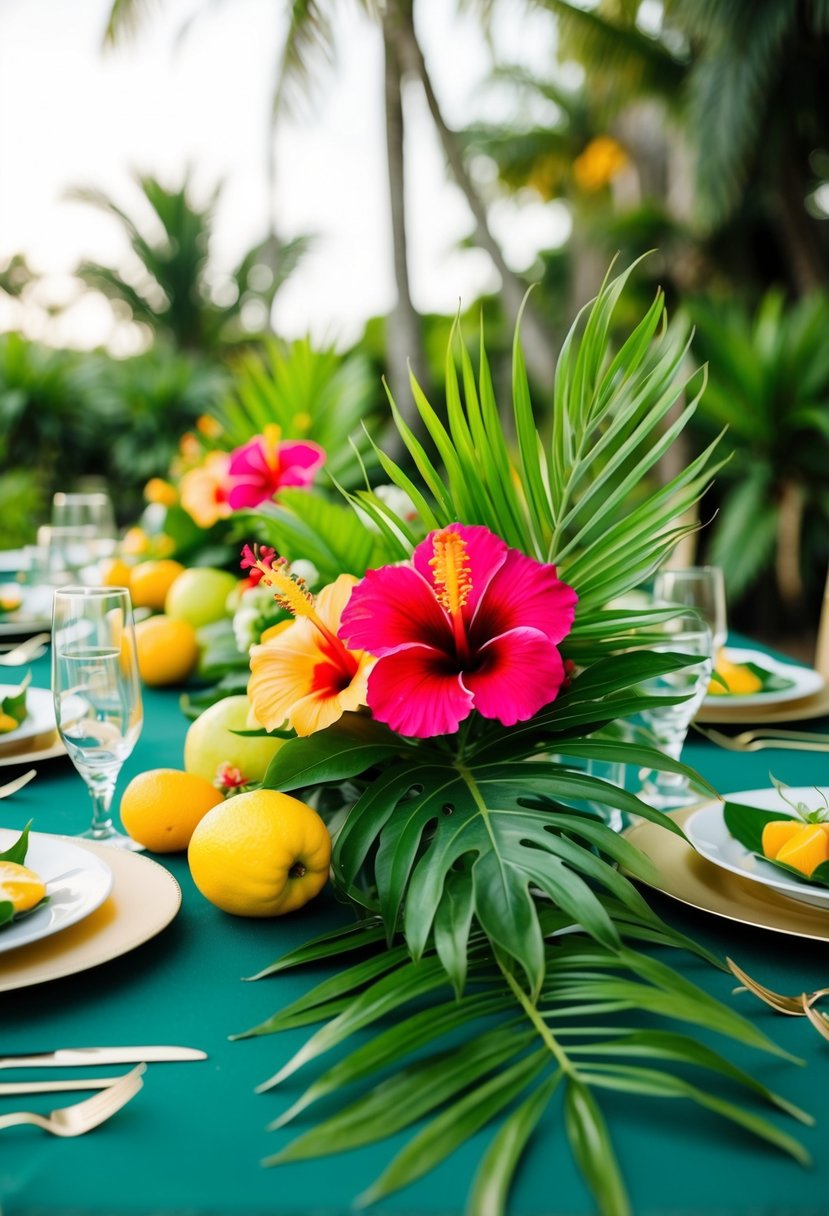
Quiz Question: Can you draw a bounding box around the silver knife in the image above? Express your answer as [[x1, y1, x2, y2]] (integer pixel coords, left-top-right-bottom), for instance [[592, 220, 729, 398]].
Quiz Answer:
[[0, 1046, 207, 1069]]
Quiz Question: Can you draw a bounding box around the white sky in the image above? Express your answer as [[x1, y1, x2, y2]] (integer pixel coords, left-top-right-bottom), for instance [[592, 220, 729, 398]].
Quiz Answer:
[[0, 0, 570, 352]]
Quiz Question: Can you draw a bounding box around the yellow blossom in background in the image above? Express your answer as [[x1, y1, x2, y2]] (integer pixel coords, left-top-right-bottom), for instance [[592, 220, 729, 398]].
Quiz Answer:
[[144, 478, 178, 507], [572, 136, 629, 193], [179, 432, 201, 462], [121, 527, 150, 556], [179, 451, 233, 529], [196, 414, 223, 439], [293, 412, 312, 433]]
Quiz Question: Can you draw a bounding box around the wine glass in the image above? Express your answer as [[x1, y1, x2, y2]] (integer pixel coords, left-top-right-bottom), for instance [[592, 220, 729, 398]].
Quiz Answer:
[[51, 492, 117, 576], [51, 586, 144, 849], [634, 613, 714, 810], [653, 566, 727, 656]]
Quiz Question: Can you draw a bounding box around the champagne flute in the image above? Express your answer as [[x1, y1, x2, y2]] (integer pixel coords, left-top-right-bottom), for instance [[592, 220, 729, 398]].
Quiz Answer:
[[653, 566, 728, 656], [635, 613, 714, 810], [52, 492, 117, 578], [51, 586, 144, 849]]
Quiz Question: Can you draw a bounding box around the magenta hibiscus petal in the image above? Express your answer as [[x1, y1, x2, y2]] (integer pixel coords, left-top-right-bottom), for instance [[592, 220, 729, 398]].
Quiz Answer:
[[339, 523, 577, 738], [469, 547, 577, 649], [365, 646, 474, 737], [340, 564, 451, 657], [227, 428, 326, 510], [464, 628, 566, 726]]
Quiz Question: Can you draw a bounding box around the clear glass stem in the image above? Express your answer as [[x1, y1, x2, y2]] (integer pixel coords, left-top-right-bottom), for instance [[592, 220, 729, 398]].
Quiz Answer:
[[86, 774, 117, 839]]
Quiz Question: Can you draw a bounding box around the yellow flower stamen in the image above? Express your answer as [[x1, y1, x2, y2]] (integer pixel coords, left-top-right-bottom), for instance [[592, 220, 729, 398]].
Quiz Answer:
[[429, 529, 472, 615], [255, 559, 344, 654], [429, 528, 472, 661], [262, 424, 282, 471]]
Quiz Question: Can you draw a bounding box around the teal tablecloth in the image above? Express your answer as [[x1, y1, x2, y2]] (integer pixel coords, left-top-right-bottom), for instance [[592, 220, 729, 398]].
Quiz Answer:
[[1, 648, 829, 1216]]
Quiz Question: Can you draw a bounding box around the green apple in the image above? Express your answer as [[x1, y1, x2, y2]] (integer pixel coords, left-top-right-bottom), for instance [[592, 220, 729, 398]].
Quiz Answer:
[[184, 694, 285, 786], [165, 567, 239, 629]]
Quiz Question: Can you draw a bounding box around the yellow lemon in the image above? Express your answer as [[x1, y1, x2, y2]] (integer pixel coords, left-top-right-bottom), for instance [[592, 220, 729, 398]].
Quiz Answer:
[[99, 557, 133, 588], [188, 788, 331, 917], [0, 861, 46, 914], [120, 768, 224, 853], [130, 559, 185, 611], [134, 615, 199, 686]]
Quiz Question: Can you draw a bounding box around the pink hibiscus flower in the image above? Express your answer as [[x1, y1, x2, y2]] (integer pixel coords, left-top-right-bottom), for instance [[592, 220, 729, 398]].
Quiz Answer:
[[227, 425, 326, 511], [339, 523, 577, 738]]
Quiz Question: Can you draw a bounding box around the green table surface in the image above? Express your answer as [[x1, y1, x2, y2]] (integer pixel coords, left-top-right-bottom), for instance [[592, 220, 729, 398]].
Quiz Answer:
[[1, 645, 829, 1216]]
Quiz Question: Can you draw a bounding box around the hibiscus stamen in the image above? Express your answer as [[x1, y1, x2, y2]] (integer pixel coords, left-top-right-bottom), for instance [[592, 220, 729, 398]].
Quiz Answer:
[[255, 557, 347, 656], [429, 528, 472, 660], [262, 424, 282, 471]]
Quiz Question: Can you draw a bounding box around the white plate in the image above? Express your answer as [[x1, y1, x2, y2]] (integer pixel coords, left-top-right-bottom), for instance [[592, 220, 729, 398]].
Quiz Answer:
[[0, 685, 56, 745], [0, 829, 113, 953], [685, 788, 829, 910], [0, 582, 54, 633], [702, 646, 825, 709]]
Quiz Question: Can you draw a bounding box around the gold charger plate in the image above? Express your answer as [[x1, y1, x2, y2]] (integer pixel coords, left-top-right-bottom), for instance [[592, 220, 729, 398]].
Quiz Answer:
[[0, 837, 181, 992], [0, 729, 67, 767], [696, 681, 829, 725], [623, 806, 829, 943]]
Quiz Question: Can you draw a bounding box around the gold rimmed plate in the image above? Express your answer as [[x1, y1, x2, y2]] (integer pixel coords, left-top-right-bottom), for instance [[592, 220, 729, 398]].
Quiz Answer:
[[0, 837, 180, 992], [623, 806, 829, 943], [696, 681, 829, 725]]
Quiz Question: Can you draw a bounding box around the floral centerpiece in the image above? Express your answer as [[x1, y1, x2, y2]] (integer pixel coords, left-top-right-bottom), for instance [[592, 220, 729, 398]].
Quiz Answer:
[[227, 265, 809, 1214]]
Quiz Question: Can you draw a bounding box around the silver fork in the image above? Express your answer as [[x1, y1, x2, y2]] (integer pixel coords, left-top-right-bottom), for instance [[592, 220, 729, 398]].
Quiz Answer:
[[693, 725, 829, 752], [0, 634, 50, 667], [0, 1063, 145, 1136]]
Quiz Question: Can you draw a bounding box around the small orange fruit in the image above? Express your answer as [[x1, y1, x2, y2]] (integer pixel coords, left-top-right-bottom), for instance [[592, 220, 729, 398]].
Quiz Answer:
[[775, 825, 829, 877], [99, 557, 133, 588], [134, 614, 198, 686], [188, 788, 331, 917], [120, 768, 224, 852], [129, 559, 185, 611], [0, 861, 46, 914], [761, 819, 805, 860]]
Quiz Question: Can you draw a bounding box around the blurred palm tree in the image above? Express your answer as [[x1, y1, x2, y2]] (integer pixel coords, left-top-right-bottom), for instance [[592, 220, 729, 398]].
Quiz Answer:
[[102, 0, 558, 402], [69, 172, 310, 352], [688, 289, 829, 620], [544, 0, 829, 295]]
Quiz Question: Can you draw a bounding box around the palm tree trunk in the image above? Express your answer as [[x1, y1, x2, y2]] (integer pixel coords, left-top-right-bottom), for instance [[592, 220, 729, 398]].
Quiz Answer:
[[382, 15, 430, 440], [384, 0, 556, 389], [776, 153, 829, 296], [775, 478, 806, 610]]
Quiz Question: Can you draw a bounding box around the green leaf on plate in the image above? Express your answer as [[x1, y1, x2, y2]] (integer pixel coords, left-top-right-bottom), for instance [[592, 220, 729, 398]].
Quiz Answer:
[[0, 820, 31, 865], [0, 900, 14, 928], [1, 671, 31, 725]]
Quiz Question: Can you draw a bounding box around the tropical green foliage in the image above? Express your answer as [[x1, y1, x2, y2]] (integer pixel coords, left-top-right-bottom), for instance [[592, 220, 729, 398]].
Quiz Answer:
[[70, 172, 310, 351], [231, 266, 810, 1212], [687, 289, 829, 613], [0, 332, 227, 535]]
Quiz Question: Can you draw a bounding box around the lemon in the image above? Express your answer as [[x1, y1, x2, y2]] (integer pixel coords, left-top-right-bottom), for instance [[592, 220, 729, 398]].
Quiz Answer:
[[0, 861, 46, 914], [188, 788, 331, 916], [165, 567, 238, 628], [120, 768, 224, 852], [129, 559, 185, 611], [134, 615, 199, 686], [99, 557, 133, 588]]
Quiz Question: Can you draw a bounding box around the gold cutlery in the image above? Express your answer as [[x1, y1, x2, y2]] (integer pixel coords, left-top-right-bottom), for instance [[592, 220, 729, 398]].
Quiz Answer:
[[0, 1063, 145, 1137], [0, 1075, 124, 1097], [0, 1045, 207, 1069], [693, 724, 829, 752], [0, 634, 50, 668], [728, 959, 829, 1042], [0, 769, 37, 798]]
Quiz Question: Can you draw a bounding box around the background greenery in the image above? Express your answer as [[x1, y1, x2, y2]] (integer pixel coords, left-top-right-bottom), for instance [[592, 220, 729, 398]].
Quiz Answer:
[[2, 0, 828, 639]]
